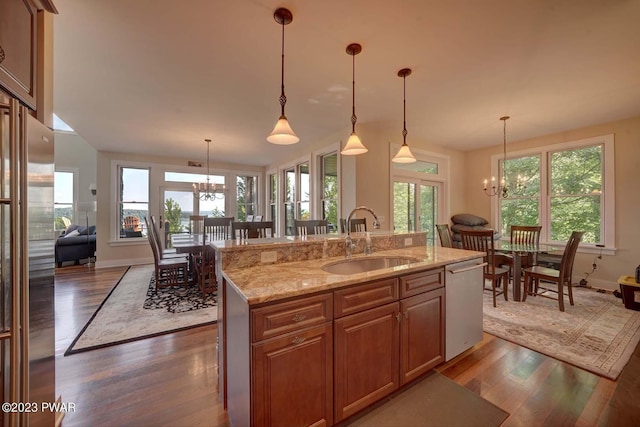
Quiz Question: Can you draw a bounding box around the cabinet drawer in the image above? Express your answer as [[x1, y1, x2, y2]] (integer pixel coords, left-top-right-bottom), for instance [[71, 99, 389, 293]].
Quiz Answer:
[[399, 267, 444, 298], [334, 278, 399, 318], [251, 293, 333, 342]]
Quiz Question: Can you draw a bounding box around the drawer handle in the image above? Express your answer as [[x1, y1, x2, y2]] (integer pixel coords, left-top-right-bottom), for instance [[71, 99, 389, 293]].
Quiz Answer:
[[396, 312, 402, 323], [291, 336, 306, 345], [292, 313, 307, 322]]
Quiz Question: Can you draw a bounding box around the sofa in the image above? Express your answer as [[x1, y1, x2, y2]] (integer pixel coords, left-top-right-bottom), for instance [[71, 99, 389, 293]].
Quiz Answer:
[[55, 224, 97, 267]]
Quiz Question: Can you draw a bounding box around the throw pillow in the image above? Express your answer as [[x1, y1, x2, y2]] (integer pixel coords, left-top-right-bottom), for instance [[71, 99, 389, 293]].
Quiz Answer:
[[451, 213, 488, 226], [63, 229, 81, 238]]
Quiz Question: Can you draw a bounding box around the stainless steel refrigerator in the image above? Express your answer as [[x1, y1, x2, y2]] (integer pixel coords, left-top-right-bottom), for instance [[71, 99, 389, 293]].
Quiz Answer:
[[1, 96, 56, 426]]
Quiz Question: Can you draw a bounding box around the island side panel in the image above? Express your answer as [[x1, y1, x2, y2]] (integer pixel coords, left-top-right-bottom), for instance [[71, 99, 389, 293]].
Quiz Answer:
[[225, 279, 251, 427]]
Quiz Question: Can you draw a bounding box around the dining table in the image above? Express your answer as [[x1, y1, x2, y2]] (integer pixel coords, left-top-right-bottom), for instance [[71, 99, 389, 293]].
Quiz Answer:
[[494, 241, 560, 302]]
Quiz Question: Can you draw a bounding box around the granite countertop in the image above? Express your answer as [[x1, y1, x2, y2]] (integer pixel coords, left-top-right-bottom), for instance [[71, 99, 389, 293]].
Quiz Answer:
[[222, 245, 484, 306]]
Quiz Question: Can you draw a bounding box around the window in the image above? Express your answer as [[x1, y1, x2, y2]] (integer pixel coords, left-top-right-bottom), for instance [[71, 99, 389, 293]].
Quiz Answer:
[[118, 166, 149, 238], [282, 162, 310, 236], [269, 173, 277, 221], [320, 153, 338, 232], [496, 135, 614, 248], [391, 146, 448, 245], [237, 175, 258, 221], [54, 171, 74, 230], [499, 155, 541, 235]]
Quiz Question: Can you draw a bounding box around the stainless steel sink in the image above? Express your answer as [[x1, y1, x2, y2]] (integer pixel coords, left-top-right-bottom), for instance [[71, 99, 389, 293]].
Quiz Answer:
[[321, 256, 421, 275]]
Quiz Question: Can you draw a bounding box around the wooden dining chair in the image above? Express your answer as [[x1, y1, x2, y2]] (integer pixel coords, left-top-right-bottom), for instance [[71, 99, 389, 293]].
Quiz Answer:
[[149, 215, 185, 259], [510, 225, 542, 268], [189, 215, 205, 235], [340, 218, 367, 233], [294, 219, 328, 236], [144, 217, 188, 293], [232, 221, 274, 239], [522, 231, 583, 312], [192, 245, 217, 298], [460, 229, 511, 307], [204, 217, 234, 241], [436, 224, 454, 248]]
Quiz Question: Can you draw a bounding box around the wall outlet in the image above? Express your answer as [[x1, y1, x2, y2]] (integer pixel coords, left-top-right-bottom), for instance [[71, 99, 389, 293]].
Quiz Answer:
[[261, 251, 277, 263], [404, 237, 413, 246]]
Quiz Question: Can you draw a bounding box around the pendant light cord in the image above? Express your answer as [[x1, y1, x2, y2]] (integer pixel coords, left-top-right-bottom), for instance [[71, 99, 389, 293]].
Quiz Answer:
[[402, 74, 407, 144], [279, 20, 287, 116], [351, 51, 357, 132]]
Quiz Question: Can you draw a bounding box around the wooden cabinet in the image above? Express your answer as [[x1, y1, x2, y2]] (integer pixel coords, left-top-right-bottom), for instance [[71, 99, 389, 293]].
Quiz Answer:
[[251, 293, 334, 427], [0, 0, 38, 109], [334, 301, 400, 422], [252, 323, 333, 427], [226, 265, 448, 427], [400, 287, 445, 385]]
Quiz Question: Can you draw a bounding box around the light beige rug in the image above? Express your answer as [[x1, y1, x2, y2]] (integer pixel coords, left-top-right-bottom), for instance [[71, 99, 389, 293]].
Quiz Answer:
[[65, 265, 216, 355], [483, 286, 640, 380], [346, 372, 508, 426]]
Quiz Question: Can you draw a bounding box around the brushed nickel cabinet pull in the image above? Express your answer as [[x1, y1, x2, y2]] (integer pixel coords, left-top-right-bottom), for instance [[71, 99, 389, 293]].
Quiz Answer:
[[396, 312, 402, 323], [291, 336, 306, 345], [292, 313, 306, 322]]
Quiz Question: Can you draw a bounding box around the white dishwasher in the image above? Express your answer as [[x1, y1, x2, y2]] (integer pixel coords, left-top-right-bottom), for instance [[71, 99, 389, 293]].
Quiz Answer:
[[445, 257, 486, 361]]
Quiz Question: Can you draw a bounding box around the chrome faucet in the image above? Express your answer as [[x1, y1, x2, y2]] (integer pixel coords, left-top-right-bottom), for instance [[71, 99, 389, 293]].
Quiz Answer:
[[345, 206, 381, 258]]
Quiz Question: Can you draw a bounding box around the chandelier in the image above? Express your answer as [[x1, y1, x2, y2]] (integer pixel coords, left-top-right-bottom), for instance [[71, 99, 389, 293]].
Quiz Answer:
[[193, 139, 225, 201], [484, 116, 511, 198]]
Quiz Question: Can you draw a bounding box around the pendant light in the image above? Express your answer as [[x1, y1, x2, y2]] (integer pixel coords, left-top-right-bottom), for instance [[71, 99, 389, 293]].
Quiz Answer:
[[392, 68, 417, 163], [341, 43, 368, 155], [267, 7, 299, 145]]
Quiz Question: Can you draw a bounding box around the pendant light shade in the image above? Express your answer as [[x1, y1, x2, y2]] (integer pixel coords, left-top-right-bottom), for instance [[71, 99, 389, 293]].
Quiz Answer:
[[392, 143, 417, 163], [267, 116, 299, 145], [392, 68, 416, 163], [341, 43, 367, 156], [267, 7, 299, 145]]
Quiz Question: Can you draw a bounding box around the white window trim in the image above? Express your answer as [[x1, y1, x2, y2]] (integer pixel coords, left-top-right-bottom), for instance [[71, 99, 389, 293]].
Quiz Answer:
[[490, 134, 615, 254], [313, 143, 341, 225], [54, 167, 79, 225], [389, 143, 451, 230], [110, 159, 263, 244]]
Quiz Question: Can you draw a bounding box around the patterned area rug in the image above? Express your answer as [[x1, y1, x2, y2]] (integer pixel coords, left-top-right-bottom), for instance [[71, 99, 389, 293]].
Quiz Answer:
[[65, 265, 217, 355], [143, 275, 216, 313], [483, 286, 640, 380]]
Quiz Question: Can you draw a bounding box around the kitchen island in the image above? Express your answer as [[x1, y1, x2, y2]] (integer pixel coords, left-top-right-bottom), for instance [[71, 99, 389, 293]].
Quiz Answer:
[[215, 234, 484, 427]]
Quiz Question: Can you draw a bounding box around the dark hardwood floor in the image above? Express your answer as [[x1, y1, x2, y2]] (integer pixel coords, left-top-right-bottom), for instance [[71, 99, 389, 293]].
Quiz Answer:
[[55, 264, 640, 427]]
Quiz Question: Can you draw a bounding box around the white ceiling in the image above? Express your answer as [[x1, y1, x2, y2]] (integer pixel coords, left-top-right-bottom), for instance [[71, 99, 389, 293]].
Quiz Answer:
[[53, 0, 640, 167]]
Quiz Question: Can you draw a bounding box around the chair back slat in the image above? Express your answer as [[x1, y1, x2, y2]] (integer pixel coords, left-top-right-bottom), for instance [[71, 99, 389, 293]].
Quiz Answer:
[[144, 216, 160, 266], [204, 217, 234, 240], [340, 218, 367, 233], [232, 221, 274, 239], [189, 215, 205, 235], [559, 231, 584, 281], [295, 219, 328, 236], [511, 225, 542, 247], [460, 229, 498, 275], [436, 224, 453, 248]]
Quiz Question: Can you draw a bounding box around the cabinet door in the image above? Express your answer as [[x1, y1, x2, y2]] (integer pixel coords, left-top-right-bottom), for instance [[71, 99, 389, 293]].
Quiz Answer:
[[400, 287, 445, 385], [334, 302, 399, 422], [0, 0, 38, 109], [252, 323, 333, 427]]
